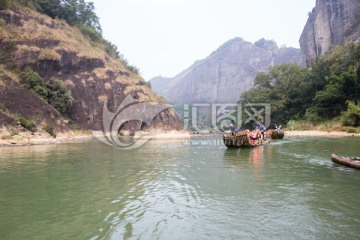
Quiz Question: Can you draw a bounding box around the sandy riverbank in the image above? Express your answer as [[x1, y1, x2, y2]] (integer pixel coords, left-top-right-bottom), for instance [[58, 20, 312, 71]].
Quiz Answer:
[[191, 130, 360, 138], [0, 130, 94, 147], [1, 129, 358, 147], [0, 129, 191, 147], [281, 130, 360, 137]]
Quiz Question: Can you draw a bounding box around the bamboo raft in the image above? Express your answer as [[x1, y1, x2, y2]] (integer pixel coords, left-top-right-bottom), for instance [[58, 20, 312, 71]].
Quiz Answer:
[[331, 154, 360, 169], [266, 130, 284, 139], [223, 131, 270, 148]]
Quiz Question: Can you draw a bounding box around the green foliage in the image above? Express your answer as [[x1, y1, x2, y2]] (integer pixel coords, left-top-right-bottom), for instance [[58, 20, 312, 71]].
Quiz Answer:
[[38, 49, 61, 61], [241, 64, 308, 124], [10, 130, 19, 136], [0, 102, 6, 112], [0, 0, 37, 9], [347, 128, 357, 133], [3, 41, 16, 52], [17, 116, 37, 132], [32, 0, 102, 32], [104, 39, 120, 59], [78, 23, 102, 42], [34, 0, 62, 19], [342, 101, 360, 127], [127, 65, 140, 75], [43, 124, 56, 138], [0, 0, 12, 9], [19, 67, 43, 90], [11, 0, 142, 78], [32, 85, 48, 99], [19, 68, 72, 115], [46, 77, 72, 115], [241, 41, 360, 126], [69, 120, 80, 130]]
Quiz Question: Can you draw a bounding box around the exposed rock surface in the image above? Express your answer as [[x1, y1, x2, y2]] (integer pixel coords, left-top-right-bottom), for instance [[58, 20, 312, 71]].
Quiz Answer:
[[151, 38, 304, 103], [299, 0, 360, 64], [0, 7, 183, 142]]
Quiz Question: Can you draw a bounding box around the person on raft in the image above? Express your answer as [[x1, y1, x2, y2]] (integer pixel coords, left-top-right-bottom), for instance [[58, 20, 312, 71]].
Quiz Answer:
[[249, 130, 261, 140], [229, 124, 237, 136], [257, 121, 265, 139], [275, 124, 282, 133]]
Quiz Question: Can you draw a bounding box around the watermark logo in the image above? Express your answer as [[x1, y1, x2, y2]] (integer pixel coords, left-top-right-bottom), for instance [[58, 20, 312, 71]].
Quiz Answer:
[[92, 94, 171, 150], [93, 95, 271, 149], [182, 102, 271, 131]]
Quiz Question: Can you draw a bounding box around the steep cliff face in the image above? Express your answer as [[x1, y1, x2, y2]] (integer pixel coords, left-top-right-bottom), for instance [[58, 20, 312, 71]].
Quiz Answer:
[[155, 38, 303, 103], [299, 0, 360, 64], [0, 7, 183, 138]]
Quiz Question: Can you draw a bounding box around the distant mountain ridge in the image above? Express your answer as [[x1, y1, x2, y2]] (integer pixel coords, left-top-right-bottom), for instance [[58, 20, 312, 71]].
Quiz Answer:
[[150, 38, 304, 103]]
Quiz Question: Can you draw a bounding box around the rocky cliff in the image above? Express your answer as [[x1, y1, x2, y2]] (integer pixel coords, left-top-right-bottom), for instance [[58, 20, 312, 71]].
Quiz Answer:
[[299, 0, 360, 64], [0, 7, 183, 142], [153, 38, 303, 103]]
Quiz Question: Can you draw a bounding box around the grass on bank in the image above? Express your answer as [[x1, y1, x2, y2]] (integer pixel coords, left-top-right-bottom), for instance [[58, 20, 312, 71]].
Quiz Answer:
[[285, 119, 360, 133]]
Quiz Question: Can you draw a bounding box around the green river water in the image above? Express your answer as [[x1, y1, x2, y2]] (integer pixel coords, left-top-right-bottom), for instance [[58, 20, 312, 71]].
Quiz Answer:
[[0, 136, 359, 240]]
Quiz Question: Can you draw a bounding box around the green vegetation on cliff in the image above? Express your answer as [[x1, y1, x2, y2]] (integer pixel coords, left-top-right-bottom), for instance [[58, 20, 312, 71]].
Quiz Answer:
[[0, 0, 139, 75], [0, 3, 181, 138], [19, 68, 72, 115], [241, 42, 360, 127]]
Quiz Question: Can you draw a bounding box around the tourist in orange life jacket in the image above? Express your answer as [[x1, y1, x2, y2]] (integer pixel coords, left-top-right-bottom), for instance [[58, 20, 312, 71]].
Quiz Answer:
[[249, 130, 259, 140]]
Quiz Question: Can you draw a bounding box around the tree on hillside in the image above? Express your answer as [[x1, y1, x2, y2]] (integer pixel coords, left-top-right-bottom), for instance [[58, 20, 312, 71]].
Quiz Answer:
[[240, 41, 360, 126], [241, 64, 308, 124]]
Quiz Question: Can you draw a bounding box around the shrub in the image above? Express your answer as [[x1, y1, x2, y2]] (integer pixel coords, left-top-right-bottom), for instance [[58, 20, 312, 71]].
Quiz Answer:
[[38, 49, 61, 61], [10, 130, 19, 136], [104, 40, 120, 58], [78, 24, 102, 42], [127, 65, 140, 75], [0, 103, 6, 113], [32, 85, 48, 99], [0, 0, 12, 9], [44, 124, 56, 138], [17, 116, 37, 132], [342, 101, 360, 127], [19, 69, 72, 115], [19, 67, 43, 90], [347, 128, 357, 133], [3, 41, 16, 52], [46, 77, 72, 115]]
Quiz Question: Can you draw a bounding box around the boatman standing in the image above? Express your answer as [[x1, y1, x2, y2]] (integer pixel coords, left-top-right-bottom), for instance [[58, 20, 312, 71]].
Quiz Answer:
[[258, 121, 265, 139], [230, 124, 237, 135]]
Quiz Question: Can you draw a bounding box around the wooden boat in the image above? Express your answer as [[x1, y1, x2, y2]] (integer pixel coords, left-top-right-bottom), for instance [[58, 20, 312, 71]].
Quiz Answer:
[[223, 131, 270, 148], [331, 154, 360, 169], [266, 130, 284, 139]]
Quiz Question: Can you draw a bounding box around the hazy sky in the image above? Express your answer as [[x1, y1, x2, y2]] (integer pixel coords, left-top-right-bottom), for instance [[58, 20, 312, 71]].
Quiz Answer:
[[91, 0, 315, 80]]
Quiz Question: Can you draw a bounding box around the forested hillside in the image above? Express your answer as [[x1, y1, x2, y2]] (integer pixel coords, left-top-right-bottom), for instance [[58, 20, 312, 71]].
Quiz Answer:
[[241, 42, 360, 128]]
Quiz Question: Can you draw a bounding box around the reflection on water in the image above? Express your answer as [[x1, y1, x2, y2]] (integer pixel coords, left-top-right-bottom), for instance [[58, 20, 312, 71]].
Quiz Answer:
[[0, 137, 360, 239]]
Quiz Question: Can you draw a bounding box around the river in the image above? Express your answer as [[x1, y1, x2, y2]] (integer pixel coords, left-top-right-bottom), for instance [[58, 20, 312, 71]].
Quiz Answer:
[[0, 136, 359, 240]]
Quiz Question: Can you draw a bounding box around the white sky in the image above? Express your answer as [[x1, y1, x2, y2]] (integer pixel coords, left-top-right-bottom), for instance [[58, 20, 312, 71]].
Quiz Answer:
[[91, 0, 315, 80]]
